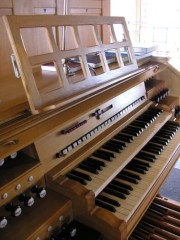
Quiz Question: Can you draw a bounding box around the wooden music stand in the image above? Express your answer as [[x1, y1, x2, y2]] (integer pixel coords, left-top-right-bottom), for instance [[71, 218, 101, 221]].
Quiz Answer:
[[3, 15, 138, 114]]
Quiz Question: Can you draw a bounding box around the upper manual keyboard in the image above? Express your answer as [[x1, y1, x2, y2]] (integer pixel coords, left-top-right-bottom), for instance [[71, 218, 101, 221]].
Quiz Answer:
[[66, 108, 172, 196]]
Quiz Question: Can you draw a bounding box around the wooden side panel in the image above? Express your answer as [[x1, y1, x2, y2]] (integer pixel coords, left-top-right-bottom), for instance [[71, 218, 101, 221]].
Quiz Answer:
[[66, 0, 103, 50], [32, 0, 56, 8], [0, 0, 12, 8], [156, 67, 180, 103], [13, 0, 34, 14], [68, 0, 102, 9], [47, 177, 127, 240], [0, 5, 27, 117]]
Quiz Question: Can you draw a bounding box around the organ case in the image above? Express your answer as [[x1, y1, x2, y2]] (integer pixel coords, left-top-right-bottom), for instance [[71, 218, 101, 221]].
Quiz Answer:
[[0, 15, 179, 239]]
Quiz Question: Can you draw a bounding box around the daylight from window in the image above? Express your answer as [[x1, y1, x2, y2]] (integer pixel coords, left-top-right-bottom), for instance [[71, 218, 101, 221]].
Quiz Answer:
[[111, 0, 180, 59]]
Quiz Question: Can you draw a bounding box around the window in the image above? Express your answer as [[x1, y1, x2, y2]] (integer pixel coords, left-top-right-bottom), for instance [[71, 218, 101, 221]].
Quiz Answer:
[[111, 0, 180, 59]]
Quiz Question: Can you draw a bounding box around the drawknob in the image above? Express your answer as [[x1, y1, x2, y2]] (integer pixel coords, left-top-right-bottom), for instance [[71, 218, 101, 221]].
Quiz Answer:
[[31, 185, 47, 199], [18, 193, 35, 207], [5, 202, 22, 217], [0, 216, 8, 229]]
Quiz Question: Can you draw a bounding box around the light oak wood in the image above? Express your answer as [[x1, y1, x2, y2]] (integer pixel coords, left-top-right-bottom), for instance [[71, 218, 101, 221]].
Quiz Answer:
[[68, 0, 102, 9], [0, 5, 180, 240], [32, 0, 56, 8], [3, 15, 138, 114], [1, 189, 72, 240], [0, 8, 12, 15], [130, 195, 180, 240], [0, 63, 166, 160], [46, 114, 180, 239], [145, 79, 165, 99], [156, 67, 180, 103], [0, 0, 12, 8], [47, 176, 127, 240]]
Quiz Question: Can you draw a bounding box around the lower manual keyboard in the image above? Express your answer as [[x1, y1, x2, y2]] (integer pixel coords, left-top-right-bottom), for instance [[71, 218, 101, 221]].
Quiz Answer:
[[64, 113, 180, 236], [94, 121, 180, 224]]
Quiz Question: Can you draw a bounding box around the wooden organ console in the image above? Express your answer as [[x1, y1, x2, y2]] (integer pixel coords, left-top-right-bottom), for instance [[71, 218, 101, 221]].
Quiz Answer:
[[0, 15, 179, 240]]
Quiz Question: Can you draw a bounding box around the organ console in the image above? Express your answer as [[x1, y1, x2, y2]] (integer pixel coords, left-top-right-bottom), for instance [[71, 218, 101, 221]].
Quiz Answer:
[[0, 15, 179, 240]]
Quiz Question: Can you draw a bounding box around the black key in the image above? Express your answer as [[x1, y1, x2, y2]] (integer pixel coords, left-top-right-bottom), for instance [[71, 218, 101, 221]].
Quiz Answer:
[[145, 108, 158, 113], [78, 163, 99, 174], [121, 129, 139, 137], [133, 159, 151, 167], [142, 113, 156, 121], [146, 109, 161, 116], [133, 119, 149, 128], [136, 116, 153, 124], [86, 157, 107, 167], [109, 139, 126, 148], [128, 161, 149, 171], [83, 160, 103, 171], [95, 199, 116, 212], [149, 140, 165, 148], [125, 164, 147, 174], [136, 156, 155, 163], [103, 143, 122, 153], [116, 173, 139, 184], [167, 121, 180, 127], [145, 109, 159, 116], [96, 194, 120, 207], [145, 142, 164, 151], [70, 169, 92, 181], [121, 169, 142, 180], [136, 154, 155, 162], [129, 162, 149, 171], [149, 108, 163, 114], [163, 124, 177, 130], [93, 152, 113, 161], [142, 147, 161, 155], [142, 115, 156, 122], [103, 187, 126, 199], [159, 128, 175, 136], [137, 152, 156, 160], [161, 130, 176, 138], [112, 179, 133, 191], [140, 116, 155, 123], [163, 125, 178, 132], [123, 125, 141, 134], [96, 149, 115, 158], [115, 133, 134, 143], [125, 125, 143, 134], [155, 132, 172, 140], [108, 183, 130, 195], [130, 121, 147, 129], [151, 136, 168, 145], [66, 173, 87, 185]]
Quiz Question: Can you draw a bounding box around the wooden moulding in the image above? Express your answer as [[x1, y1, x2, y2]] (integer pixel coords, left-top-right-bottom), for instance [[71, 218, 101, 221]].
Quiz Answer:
[[3, 15, 138, 114], [46, 175, 127, 240]]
